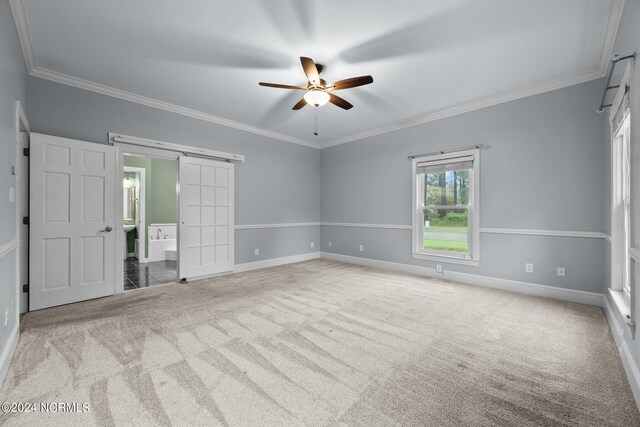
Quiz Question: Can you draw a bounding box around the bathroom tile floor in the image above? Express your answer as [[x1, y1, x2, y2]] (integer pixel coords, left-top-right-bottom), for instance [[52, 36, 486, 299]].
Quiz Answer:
[[124, 258, 178, 290]]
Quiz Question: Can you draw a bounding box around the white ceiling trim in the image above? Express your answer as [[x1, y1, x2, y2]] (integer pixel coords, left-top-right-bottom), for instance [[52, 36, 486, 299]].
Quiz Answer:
[[30, 67, 319, 148], [10, 0, 625, 151], [9, 0, 319, 149], [598, 0, 626, 74], [319, 70, 603, 148], [9, 0, 36, 72]]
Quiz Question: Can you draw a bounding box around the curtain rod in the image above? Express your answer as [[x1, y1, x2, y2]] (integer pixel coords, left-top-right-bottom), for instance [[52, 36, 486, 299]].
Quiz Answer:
[[408, 144, 484, 160], [597, 52, 636, 113]]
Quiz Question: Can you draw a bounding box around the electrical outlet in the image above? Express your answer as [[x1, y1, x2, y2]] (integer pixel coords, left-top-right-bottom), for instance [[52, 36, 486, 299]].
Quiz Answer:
[[525, 263, 534, 273], [557, 267, 566, 277], [328, 242, 332, 248], [9, 186, 15, 204], [435, 264, 443, 274], [254, 248, 259, 256], [359, 244, 364, 252], [310, 242, 314, 248]]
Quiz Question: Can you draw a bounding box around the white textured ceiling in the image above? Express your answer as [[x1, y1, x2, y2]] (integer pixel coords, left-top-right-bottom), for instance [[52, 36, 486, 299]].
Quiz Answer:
[[17, 0, 617, 146]]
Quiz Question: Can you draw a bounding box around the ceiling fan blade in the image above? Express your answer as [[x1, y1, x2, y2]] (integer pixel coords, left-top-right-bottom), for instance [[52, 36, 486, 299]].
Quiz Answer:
[[300, 57, 320, 85], [329, 93, 353, 110], [259, 82, 307, 90], [329, 75, 374, 90], [292, 98, 307, 110]]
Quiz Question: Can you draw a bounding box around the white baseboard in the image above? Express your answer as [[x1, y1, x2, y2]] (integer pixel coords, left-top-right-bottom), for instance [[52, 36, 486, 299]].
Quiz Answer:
[[234, 252, 321, 273], [603, 293, 625, 345], [443, 270, 604, 307], [321, 252, 437, 277], [320, 252, 603, 307], [620, 339, 640, 410], [604, 294, 640, 409], [0, 323, 19, 388]]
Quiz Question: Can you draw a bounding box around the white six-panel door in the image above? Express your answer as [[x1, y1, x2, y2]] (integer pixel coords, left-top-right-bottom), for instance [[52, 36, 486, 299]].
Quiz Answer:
[[179, 156, 234, 280], [30, 134, 116, 310]]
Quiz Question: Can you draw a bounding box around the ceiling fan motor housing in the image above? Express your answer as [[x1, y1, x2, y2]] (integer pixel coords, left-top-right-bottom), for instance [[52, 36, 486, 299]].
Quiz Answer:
[[258, 56, 372, 110]]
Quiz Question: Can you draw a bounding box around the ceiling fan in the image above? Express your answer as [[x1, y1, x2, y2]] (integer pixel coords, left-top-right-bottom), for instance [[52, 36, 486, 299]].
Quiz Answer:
[[259, 57, 373, 110]]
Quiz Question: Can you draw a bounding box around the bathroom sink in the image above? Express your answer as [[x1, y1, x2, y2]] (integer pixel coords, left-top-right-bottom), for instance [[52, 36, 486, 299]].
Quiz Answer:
[[123, 224, 136, 233]]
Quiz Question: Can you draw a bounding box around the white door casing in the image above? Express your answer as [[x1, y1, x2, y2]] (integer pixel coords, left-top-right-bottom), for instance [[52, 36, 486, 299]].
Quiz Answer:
[[179, 156, 234, 279], [30, 134, 116, 310], [17, 132, 29, 313]]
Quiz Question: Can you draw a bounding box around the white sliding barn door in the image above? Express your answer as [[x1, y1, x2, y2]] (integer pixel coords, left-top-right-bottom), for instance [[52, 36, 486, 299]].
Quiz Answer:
[[179, 156, 234, 280], [30, 134, 116, 310]]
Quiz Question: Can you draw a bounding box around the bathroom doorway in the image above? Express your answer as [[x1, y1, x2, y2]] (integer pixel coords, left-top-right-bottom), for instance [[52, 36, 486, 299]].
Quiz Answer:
[[122, 154, 178, 290]]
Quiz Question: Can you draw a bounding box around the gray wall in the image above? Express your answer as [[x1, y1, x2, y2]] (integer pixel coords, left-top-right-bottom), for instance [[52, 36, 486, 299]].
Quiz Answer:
[[0, 0, 27, 367], [321, 79, 606, 293], [26, 76, 320, 266], [604, 0, 640, 398]]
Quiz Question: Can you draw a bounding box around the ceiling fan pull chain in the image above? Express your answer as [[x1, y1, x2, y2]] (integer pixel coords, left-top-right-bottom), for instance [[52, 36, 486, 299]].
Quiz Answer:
[[314, 108, 319, 136]]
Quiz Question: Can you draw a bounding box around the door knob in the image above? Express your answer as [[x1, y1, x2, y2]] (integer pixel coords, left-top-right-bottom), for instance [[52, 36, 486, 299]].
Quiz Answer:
[[100, 226, 113, 232]]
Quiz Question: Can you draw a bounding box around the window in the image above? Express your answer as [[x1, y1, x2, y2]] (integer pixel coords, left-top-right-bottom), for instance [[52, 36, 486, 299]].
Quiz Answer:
[[612, 112, 631, 307], [412, 149, 480, 266], [610, 62, 632, 313]]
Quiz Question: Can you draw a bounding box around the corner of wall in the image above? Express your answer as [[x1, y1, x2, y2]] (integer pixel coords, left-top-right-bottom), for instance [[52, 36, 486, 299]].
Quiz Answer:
[[603, 292, 640, 409]]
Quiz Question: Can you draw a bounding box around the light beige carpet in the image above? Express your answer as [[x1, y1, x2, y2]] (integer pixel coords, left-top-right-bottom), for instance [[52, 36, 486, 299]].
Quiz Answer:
[[1, 259, 638, 426]]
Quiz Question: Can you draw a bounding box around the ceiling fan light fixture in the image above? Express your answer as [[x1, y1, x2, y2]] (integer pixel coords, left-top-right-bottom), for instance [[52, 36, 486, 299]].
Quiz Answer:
[[304, 89, 330, 107]]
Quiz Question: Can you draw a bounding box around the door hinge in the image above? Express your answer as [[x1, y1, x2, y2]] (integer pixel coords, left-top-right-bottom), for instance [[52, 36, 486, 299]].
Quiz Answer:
[[23, 148, 30, 156], [22, 216, 29, 225], [22, 284, 29, 293]]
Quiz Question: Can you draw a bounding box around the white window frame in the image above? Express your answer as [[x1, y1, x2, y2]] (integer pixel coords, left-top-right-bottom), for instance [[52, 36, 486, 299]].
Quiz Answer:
[[609, 61, 634, 320], [411, 148, 480, 266]]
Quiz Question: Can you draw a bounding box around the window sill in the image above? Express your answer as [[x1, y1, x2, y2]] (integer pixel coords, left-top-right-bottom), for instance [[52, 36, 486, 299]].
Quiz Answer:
[[608, 288, 631, 322], [411, 252, 480, 266]]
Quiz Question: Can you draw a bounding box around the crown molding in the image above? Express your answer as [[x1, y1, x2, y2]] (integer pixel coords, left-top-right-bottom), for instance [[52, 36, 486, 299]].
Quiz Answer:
[[598, 0, 626, 74], [9, 0, 36, 73], [10, 1, 318, 149], [10, 0, 625, 151], [29, 67, 320, 149], [28, 66, 602, 153], [319, 70, 603, 149], [319, 0, 625, 149]]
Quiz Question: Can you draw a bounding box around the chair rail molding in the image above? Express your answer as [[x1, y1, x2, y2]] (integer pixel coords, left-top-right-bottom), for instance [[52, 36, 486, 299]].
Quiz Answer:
[[319, 223, 609, 239], [235, 222, 321, 230], [479, 228, 606, 239], [321, 222, 413, 230], [0, 239, 19, 258]]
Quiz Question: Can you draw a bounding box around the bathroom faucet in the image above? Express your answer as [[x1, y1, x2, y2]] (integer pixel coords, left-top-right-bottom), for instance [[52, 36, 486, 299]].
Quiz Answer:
[[156, 228, 162, 240]]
